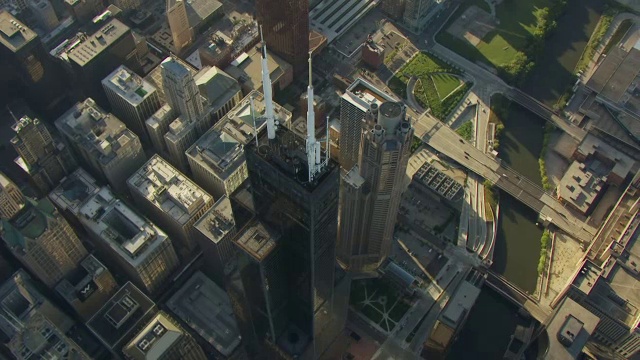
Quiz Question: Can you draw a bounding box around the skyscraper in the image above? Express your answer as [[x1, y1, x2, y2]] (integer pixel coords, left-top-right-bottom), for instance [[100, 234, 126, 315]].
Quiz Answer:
[[0, 270, 90, 360], [403, 0, 440, 34], [28, 0, 59, 31], [241, 57, 340, 358], [56, 98, 147, 194], [339, 78, 397, 171], [0, 172, 25, 219], [102, 65, 162, 143], [256, 0, 309, 74], [11, 115, 77, 195], [0, 196, 88, 288], [337, 101, 414, 272], [122, 311, 207, 360], [166, 0, 193, 53], [160, 56, 205, 130]]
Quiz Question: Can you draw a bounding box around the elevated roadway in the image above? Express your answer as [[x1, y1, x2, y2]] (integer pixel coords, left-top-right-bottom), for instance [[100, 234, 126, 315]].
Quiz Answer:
[[413, 112, 597, 244]]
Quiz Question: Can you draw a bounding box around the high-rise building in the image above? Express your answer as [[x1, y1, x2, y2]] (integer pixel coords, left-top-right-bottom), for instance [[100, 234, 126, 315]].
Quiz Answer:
[[55, 254, 118, 321], [166, 0, 193, 53], [186, 91, 292, 199], [56, 98, 147, 194], [256, 0, 309, 74], [52, 18, 141, 107], [193, 196, 236, 287], [87, 282, 157, 358], [11, 116, 77, 195], [339, 78, 396, 171], [403, 0, 441, 34], [194, 66, 243, 124], [122, 311, 207, 360], [0, 11, 68, 114], [160, 56, 206, 130], [110, 0, 142, 11], [164, 116, 198, 173], [64, 0, 103, 23], [0, 270, 90, 360], [102, 66, 162, 143], [28, 0, 59, 31], [337, 101, 414, 272], [380, 0, 406, 20], [78, 186, 180, 295], [0, 196, 88, 288], [127, 155, 213, 258], [0, 172, 25, 219], [145, 104, 175, 155]]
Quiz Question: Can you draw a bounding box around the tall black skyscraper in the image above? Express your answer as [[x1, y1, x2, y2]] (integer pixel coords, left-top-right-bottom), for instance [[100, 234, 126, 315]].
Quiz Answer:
[[241, 123, 341, 359]]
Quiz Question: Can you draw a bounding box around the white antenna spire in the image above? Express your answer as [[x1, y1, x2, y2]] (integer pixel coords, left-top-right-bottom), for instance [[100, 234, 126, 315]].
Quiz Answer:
[[260, 25, 276, 140], [306, 52, 326, 182], [250, 94, 259, 147]]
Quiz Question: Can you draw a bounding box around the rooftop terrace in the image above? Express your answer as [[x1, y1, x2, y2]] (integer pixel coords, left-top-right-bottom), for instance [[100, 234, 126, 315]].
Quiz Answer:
[[102, 66, 158, 106]]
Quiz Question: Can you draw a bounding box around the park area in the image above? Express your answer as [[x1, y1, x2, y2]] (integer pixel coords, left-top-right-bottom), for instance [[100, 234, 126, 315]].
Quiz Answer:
[[437, 0, 562, 83], [350, 278, 413, 333], [388, 52, 470, 120]]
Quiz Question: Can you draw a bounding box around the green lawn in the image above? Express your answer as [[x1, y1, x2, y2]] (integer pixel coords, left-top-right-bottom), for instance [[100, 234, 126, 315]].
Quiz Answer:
[[437, 0, 554, 79], [391, 52, 469, 120], [388, 300, 411, 323], [350, 278, 414, 333], [455, 121, 474, 141], [361, 305, 383, 324]]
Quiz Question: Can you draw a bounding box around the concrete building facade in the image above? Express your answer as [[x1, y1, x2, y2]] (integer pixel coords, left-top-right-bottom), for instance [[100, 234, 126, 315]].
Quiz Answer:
[[167, 0, 193, 53], [0, 172, 24, 219]]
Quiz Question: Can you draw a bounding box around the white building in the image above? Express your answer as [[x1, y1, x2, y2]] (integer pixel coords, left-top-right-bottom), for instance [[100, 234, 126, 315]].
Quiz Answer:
[[127, 155, 213, 258], [164, 117, 198, 173], [102, 66, 161, 143], [160, 56, 206, 132], [146, 104, 175, 155]]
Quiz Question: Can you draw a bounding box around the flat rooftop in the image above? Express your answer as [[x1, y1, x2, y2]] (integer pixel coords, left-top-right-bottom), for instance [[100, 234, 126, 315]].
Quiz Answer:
[[546, 297, 600, 360], [123, 312, 185, 360], [166, 271, 241, 356], [102, 66, 158, 106], [55, 255, 110, 305], [342, 77, 397, 112], [48, 168, 100, 217], [224, 46, 291, 93], [64, 19, 130, 66], [440, 281, 481, 327], [194, 66, 241, 109], [586, 46, 640, 103], [127, 155, 212, 225], [558, 161, 605, 214], [247, 125, 338, 192], [87, 282, 156, 350], [577, 134, 635, 179], [234, 219, 279, 262], [56, 98, 137, 166], [193, 196, 235, 245], [309, 0, 380, 44], [0, 11, 37, 53], [78, 187, 170, 266]]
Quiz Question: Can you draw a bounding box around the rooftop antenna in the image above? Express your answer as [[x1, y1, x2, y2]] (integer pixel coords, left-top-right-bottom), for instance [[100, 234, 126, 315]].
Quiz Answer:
[[306, 52, 325, 182], [259, 25, 276, 140], [6, 106, 18, 124], [250, 94, 259, 147]]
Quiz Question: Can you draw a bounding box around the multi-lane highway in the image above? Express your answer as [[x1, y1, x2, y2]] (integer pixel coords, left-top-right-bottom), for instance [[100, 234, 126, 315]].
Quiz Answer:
[[413, 112, 596, 243]]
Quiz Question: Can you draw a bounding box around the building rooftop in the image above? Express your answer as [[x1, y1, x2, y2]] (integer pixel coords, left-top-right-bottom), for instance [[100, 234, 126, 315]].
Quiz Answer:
[[182, 0, 223, 29], [127, 155, 212, 225], [87, 282, 156, 350], [309, 0, 380, 44], [248, 125, 337, 192], [194, 66, 241, 109], [546, 298, 599, 360], [55, 18, 130, 66], [586, 47, 640, 103], [78, 187, 170, 266], [49, 168, 100, 217], [187, 91, 291, 178], [1, 198, 58, 249], [54, 255, 111, 306], [56, 98, 138, 166], [164, 116, 195, 142], [224, 46, 291, 93], [0, 11, 37, 53], [576, 134, 636, 179], [343, 165, 365, 188], [558, 161, 605, 214], [193, 196, 235, 245], [234, 219, 279, 262], [440, 281, 481, 328], [122, 312, 185, 360], [166, 271, 241, 356], [144, 56, 197, 103], [342, 77, 397, 112], [102, 66, 158, 106]]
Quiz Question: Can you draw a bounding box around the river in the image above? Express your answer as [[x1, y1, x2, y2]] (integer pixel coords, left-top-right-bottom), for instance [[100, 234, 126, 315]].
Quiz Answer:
[[522, 0, 606, 106]]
